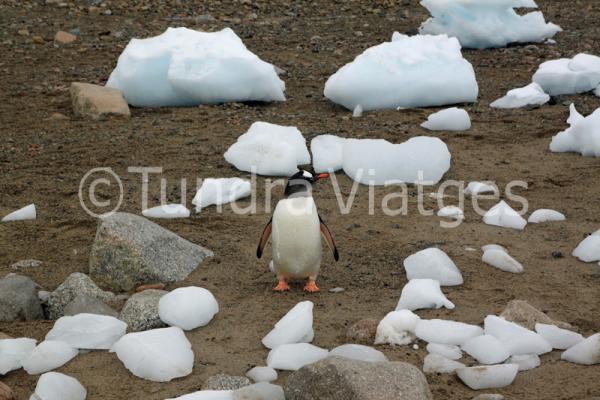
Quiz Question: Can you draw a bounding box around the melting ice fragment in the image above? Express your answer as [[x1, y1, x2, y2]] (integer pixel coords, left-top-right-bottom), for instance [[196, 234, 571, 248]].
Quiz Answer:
[[158, 287, 219, 331], [403, 248, 463, 286], [423, 353, 465, 374], [396, 279, 455, 311], [329, 344, 387, 363], [461, 335, 510, 365], [31, 372, 87, 400], [311, 135, 346, 173], [491, 82, 550, 109], [457, 364, 519, 390], [142, 204, 190, 219], [262, 301, 314, 349], [483, 201, 527, 230], [528, 209, 565, 223], [482, 246, 524, 274], [421, 108, 471, 131], [415, 319, 483, 346], [550, 104, 600, 157], [1, 204, 36, 222], [45, 313, 126, 350], [22, 340, 78, 375], [560, 333, 600, 365], [535, 323, 584, 350], [0, 338, 37, 374], [533, 53, 600, 96], [192, 178, 251, 211], [266, 343, 329, 371], [374, 310, 421, 346]]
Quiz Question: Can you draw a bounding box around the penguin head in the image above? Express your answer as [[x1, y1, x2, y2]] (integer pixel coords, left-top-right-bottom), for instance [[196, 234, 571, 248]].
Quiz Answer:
[[284, 170, 329, 197]]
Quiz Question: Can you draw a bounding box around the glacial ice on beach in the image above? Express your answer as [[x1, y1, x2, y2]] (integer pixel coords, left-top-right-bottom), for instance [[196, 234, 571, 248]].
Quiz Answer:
[[246, 366, 278, 383], [167, 391, 233, 400], [262, 301, 314, 349], [415, 319, 483, 346], [375, 310, 421, 346], [419, 0, 561, 49], [507, 354, 540, 371], [561, 333, 600, 365], [106, 27, 285, 107], [535, 323, 584, 350], [484, 315, 552, 356], [482, 246, 524, 274], [1, 204, 36, 222], [45, 313, 126, 350], [550, 104, 600, 157], [329, 344, 388, 362], [423, 353, 465, 374], [461, 335, 510, 365], [0, 338, 37, 375], [192, 178, 251, 211], [457, 364, 519, 390], [572, 230, 600, 262], [426, 343, 462, 360], [342, 137, 451, 185], [158, 287, 219, 330], [31, 372, 87, 400], [528, 209, 565, 223], [311, 135, 346, 173], [110, 327, 194, 382], [483, 201, 527, 230], [437, 206, 464, 220], [396, 279, 455, 311], [22, 340, 78, 375], [533, 53, 600, 95], [266, 343, 329, 371], [421, 108, 471, 131], [142, 204, 190, 219], [491, 83, 550, 109], [324, 33, 478, 111], [465, 181, 497, 196], [403, 248, 463, 286], [224, 122, 310, 176]]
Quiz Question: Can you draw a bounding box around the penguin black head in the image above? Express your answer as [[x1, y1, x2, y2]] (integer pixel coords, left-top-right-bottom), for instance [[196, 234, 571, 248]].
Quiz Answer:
[[284, 170, 329, 197]]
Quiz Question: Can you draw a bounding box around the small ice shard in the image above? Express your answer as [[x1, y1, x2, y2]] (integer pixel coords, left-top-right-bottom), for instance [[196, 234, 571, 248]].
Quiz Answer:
[[142, 204, 190, 219], [262, 301, 314, 349], [533, 53, 600, 96], [166, 390, 233, 400], [352, 104, 363, 117], [224, 121, 310, 176], [110, 327, 194, 382], [426, 343, 462, 360], [528, 209, 565, 223], [329, 344, 387, 363], [45, 313, 126, 350], [396, 279, 455, 311], [535, 323, 584, 350], [246, 366, 278, 383], [484, 315, 552, 356], [465, 181, 497, 196], [490, 83, 550, 109], [423, 353, 465, 374], [31, 372, 86, 400], [192, 178, 251, 211], [437, 206, 464, 220], [457, 364, 519, 390], [572, 230, 600, 262], [0, 337, 37, 374], [461, 335, 510, 365], [416, 319, 483, 346], [375, 310, 421, 346], [403, 248, 463, 286], [158, 287, 219, 331], [266, 343, 329, 371], [481, 244, 507, 253], [1, 204, 36, 222], [482, 247, 524, 274], [421, 108, 471, 131], [483, 201, 527, 230], [310, 135, 346, 173], [506, 354, 540, 371], [22, 340, 78, 375], [560, 333, 600, 365], [550, 104, 600, 157]]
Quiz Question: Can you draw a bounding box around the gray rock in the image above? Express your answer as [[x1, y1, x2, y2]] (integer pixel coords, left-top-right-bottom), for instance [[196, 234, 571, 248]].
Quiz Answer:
[[472, 395, 504, 400], [11, 259, 43, 270], [285, 356, 432, 400], [47, 272, 117, 319], [501, 300, 572, 330], [233, 382, 285, 400], [203, 374, 251, 391], [119, 289, 166, 331], [0, 274, 44, 322], [64, 294, 118, 318], [89, 213, 213, 292]]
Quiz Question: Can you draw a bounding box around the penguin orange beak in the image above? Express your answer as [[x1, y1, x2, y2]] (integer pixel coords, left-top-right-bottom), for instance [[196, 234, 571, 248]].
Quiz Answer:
[[315, 173, 329, 181]]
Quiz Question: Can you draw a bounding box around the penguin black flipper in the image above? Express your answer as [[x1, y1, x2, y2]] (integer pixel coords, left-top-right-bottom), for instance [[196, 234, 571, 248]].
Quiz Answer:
[[256, 217, 273, 259], [319, 216, 339, 261]]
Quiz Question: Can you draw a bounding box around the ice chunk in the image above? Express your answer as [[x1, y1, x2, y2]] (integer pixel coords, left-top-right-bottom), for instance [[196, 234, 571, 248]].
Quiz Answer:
[[342, 137, 451, 185], [482, 247, 523, 274], [561, 333, 600, 365], [166, 391, 233, 400], [45, 313, 126, 350], [224, 122, 310, 176], [375, 310, 421, 346], [107, 27, 285, 107], [533, 54, 600, 96], [550, 104, 600, 157], [324, 33, 478, 111], [491, 82, 550, 109], [420, 0, 560, 49], [437, 206, 464, 220], [0, 338, 37, 374], [1, 204, 36, 222], [266, 343, 329, 371], [396, 279, 454, 311], [158, 287, 219, 331], [465, 181, 497, 196], [483, 201, 527, 230], [329, 344, 387, 362], [192, 178, 251, 211], [403, 248, 463, 286], [352, 104, 363, 118], [246, 366, 278, 383], [535, 323, 584, 350], [461, 335, 510, 365], [528, 209, 565, 223], [572, 230, 600, 262], [142, 204, 190, 219], [31, 372, 86, 400], [416, 319, 483, 346], [484, 315, 552, 356], [22, 340, 78, 375], [457, 364, 519, 390], [426, 343, 462, 360], [110, 327, 194, 382], [423, 353, 465, 374], [421, 108, 471, 131], [311, 135, 346, 173], [506, 354, 540, 371], [262, 301, 314, 349]]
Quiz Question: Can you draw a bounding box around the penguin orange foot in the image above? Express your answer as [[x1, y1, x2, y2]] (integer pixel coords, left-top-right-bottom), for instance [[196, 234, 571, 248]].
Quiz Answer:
[[273, 278, 290, 292], [303, 279, 320, 293]]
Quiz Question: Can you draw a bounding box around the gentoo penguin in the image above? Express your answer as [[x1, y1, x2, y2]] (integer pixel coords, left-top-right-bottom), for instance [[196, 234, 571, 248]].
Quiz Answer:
[[257, 170, 339, 292]]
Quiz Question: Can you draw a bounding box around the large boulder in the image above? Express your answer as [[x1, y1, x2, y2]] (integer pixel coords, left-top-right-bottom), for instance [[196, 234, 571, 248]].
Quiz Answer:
[[47, 272, 118, 319], [501, 300, 571, 330], [285, 356, 433, 400], [89, 213, 213, 292], [70, 82, 130, 120], [0, 274, 44, 321], [119, 289, 167, 331], [64, 294, 119, 318]]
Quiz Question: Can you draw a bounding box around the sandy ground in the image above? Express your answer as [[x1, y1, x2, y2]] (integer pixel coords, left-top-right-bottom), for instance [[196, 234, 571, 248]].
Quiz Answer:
[[1, 0, 600, 399]]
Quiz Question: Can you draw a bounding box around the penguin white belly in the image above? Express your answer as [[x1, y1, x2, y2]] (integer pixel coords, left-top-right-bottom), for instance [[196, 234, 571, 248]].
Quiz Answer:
[[272, 197, 322, 279]]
